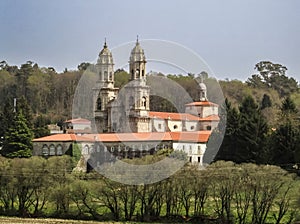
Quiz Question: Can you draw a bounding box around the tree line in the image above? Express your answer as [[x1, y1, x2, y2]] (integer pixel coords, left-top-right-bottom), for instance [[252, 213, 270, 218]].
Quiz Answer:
[[0, 156, 298, 223]]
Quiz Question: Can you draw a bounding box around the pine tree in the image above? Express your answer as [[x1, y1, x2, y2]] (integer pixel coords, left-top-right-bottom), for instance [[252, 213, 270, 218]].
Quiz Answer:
[[0, 100, 15, 140], [270, 97, 300, 166], [261, 94, 272, 109], [236, 95, 269, 164], [1, 110, 33, 158], [215, 98, 241, 162]]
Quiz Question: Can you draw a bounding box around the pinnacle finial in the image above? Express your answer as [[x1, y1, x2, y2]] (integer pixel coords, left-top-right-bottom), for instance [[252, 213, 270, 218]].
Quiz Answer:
[[136, 35, 139, 44], [104, 38, 107, 48]]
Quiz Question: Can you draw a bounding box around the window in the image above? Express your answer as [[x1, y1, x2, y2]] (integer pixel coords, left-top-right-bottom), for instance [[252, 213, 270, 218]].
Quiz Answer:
[[142, 70, 145, 77], [191, 125, 195, 130], [57, 145, 63, 156], [189, 157, 192, 163], [112, 122, 117, 132], [206, 125, 212, 130], [104, 71, 108, 80], [158, 123, 162, 129], [96, 145, 100, 152], [97, 98, 102, 110], [173, 125, 178, 129], [198, 145, 201, 154], [83, 145, 89, 154], [198, 157, 201, 163], [49, 144, 55, 156], [142, 97, 146, 107], [110, 146, 114, 152], [42, 145, 49, 156], [109, 72, 113, 80]]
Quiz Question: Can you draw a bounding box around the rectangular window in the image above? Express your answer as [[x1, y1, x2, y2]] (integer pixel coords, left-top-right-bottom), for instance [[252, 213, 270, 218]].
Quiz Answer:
[[158, 123, 162, 129]]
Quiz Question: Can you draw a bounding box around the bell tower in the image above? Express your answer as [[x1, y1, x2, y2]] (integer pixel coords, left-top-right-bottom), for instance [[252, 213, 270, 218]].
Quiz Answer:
[[93, 40, 118, 132], [124, 38, 151, 132], [129, 37, 147, 81]]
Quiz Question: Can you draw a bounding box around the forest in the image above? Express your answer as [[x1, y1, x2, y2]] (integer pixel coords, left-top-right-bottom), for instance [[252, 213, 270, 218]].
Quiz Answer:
[[0, 60, 300, 223]]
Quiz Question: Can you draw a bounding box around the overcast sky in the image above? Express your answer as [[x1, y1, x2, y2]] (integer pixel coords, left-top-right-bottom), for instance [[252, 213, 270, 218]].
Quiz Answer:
[[0, 0, 299, 81]]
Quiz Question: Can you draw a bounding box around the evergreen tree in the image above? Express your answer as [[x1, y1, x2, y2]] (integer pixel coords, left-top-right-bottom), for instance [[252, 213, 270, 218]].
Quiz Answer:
[[16, 96, 33, 129], [236, 95, 268, 163], [215, 98, 241, 161], [1, 110, 33, 158], [270, 97, 300, 166], [261, 93, 272, 109], [0, 100, 15, 140]]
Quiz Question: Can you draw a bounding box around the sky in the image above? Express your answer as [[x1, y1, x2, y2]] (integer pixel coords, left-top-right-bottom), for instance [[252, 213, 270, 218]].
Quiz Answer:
[[0, 0, 299, 81]]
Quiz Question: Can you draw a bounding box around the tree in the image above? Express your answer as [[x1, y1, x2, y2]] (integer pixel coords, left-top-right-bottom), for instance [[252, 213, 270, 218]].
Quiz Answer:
[[247, 61, 298, 97], [0, 100, 15, 140], [1, 110, 33, 158], [236, 95, 269, 164], [215, 98, 240, 162], [261, 94, 272, 109], [16, 97, 33, 129], [270, 97, 300, 166], [77, 62, 92, 71]]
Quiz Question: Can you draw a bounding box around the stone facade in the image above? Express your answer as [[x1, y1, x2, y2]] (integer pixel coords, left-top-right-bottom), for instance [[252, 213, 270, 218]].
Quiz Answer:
[[93, 39, 219, 134]]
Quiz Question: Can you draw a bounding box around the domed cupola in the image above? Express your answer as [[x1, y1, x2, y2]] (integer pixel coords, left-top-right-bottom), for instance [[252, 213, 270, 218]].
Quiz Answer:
[[96, 40, 115, 84], [97, 41, 114, 65], [129, 37, 147, 80], [130, 39, 146, 62], [199, 80, 207, 101]]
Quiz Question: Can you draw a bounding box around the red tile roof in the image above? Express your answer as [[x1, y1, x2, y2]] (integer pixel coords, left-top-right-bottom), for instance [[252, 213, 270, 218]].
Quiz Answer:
[[149, 111, 200, 121], [170, 131, 211, 143], [33, 131, 212, 143], [149, 111, 219, 121], [64, 118, 91, 124], [185, 101, 218, 107], [33, 134, 94, 142], [199, 115, 220, 121]]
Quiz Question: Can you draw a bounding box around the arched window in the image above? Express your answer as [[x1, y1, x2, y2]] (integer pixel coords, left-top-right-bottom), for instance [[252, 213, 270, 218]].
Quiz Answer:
[[142, 97, 146, 108], [42, 144, 49, 156], [49, 144, 55, 156], [109, 72, 113, 80], [97, 98, 102, 110], [57, 144, 63, 156], [83, 145, 89, 154], [104, 71, 108, 80], [142, 70, 145, 77], [110, 146, 115, 153]]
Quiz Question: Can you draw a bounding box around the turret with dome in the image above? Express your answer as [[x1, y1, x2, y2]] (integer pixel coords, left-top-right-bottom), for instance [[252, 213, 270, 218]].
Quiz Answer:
[[129, 37, 147, 81]]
